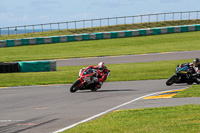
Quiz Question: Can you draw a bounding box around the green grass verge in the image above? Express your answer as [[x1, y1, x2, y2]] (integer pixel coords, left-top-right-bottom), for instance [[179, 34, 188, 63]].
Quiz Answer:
[[0, 59, 193, 87], [1, 31, 200, 62], [1, 20, 200, 40], [62, 104, 200, 133], [173, 85, 200, 98]]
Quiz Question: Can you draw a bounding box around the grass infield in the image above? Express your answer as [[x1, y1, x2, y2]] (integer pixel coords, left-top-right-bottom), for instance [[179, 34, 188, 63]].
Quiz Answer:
[[0, 31, 200, 62], [1, 58, 200, 97], [173, 85, 200, 98], [0, 59, 194, 87], [62, 104, 200, 133]]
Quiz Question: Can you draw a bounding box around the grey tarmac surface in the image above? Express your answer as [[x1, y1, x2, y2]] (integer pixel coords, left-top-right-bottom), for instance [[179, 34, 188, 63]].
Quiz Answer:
[[0, 80, 199, 133], [56, 50, 200, 66]]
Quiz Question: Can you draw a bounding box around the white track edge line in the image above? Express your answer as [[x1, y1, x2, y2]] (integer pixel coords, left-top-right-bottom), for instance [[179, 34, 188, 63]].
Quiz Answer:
[[52, 87, 188, 133]]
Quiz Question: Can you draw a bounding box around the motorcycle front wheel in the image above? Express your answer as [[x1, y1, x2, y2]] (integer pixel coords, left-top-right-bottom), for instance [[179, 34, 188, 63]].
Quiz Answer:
[[166, 75, 176, 86], [70, 80, 81, 93]]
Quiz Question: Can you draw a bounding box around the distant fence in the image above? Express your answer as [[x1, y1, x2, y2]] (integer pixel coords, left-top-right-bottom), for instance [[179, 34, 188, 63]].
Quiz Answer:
[[0, 10, 200, 36], [1, 24, 200, 47]]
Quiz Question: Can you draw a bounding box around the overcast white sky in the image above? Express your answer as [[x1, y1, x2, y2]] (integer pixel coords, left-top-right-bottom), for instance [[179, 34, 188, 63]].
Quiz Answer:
[[0, 0, 199, 27]]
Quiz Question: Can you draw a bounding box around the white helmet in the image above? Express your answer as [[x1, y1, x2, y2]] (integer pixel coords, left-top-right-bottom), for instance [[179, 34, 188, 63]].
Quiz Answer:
[[98, 62, 105, 72]]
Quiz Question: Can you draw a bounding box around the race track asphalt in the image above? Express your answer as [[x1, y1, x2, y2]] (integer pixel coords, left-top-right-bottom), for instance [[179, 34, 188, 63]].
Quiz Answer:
[[1, 80, 199, 133], [1, 51, 200, 133], [57, 50, 200, 66]]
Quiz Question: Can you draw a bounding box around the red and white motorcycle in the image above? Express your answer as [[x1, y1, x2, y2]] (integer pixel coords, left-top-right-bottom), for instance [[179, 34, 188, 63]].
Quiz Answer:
[[70, 67, 110, 93]]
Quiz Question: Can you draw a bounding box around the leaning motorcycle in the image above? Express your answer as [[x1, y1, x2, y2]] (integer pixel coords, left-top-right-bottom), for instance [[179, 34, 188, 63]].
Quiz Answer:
[[70, 67, 110, 93], [166, 63, 200, 86]]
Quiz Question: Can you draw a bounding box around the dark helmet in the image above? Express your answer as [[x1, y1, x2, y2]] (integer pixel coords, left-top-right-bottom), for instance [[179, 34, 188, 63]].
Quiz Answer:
[[193, 58, 200, 67]]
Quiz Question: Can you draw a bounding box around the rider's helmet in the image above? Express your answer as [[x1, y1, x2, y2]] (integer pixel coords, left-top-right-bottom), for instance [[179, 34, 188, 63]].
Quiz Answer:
[[98, 62, 105, 72], [193, 58, 200, 67]]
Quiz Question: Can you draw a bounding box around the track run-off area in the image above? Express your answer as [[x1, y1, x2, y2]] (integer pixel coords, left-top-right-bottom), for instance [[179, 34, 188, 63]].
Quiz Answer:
[[1, 51, 200, 133]]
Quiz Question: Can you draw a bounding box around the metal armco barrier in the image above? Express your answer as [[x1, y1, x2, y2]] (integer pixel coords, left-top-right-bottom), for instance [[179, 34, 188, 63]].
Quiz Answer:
[[0, 10, 199, 36], [0, 24, 200, 48]]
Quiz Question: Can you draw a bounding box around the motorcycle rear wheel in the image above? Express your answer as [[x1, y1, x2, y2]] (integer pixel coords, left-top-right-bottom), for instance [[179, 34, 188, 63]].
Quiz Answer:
[[166, 75, 176, 86], [70, 80, 81, 93]]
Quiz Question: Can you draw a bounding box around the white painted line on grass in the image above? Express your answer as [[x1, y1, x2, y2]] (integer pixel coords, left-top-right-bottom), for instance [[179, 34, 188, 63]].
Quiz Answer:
[[53, 87, 188, 133]]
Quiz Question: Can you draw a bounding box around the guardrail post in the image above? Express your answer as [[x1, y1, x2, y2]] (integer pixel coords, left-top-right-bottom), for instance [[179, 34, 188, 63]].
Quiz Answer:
[[116, 17, 118, 25], [8, 27, 9, 35], [15, 27, 17, 35], [33, 25, 34, 33], [75, 21, 76, 29], [100, 19, 101, 27], [148, 14, 150, 23], [83, 20, 85, 28], [132, 16, 134, 24], [50, 23, 52, 31], [66, 22, 68, 30], [41, 24, 43, 33], [180, 12, 182, 20], [141, 15, 142, 23], [58, 22, 60, 30], [189, 11, 191, 20], [124, 16, 126, 24], [0, 28, 1, 36], [24, 26, 26, 34], [164, 13, 166, 21], [156, 14, 158, 22]]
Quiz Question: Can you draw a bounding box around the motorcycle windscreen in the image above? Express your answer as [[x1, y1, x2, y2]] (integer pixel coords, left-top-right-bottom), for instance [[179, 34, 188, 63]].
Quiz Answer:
[[83, 68, 93, 75]]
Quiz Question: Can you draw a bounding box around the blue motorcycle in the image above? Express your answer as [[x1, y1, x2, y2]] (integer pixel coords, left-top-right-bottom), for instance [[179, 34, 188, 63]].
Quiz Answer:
[[166, 63, 200, 86]]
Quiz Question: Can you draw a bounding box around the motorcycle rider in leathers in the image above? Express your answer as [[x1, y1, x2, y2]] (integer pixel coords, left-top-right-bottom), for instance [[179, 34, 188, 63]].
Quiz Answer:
[[180, 58, 200, 73], [185, 58, 200, 84], [88, 62, 109, 89], [192, 58, 200, 73]]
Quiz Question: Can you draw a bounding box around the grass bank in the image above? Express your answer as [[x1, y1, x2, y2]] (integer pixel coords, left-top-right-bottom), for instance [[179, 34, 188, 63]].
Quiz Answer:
[[0, 59, 193, 87], [1, 31, 200, 62], [1, 20, 200, 40], [62, 104, 200, 133], [173, 85, 200, 98]]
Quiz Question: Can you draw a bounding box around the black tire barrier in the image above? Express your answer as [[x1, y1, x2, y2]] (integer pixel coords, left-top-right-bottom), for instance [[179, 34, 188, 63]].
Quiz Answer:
[[0, 61, 56, 73], [0, 62, 19, 73]]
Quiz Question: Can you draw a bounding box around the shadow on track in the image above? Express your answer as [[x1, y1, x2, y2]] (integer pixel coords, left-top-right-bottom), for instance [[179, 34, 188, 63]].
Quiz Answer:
[[76, 89, 136, 93]]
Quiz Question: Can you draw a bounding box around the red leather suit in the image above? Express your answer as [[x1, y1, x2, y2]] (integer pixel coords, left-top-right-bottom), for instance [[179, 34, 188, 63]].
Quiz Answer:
[[88, 65, 109, 88]]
